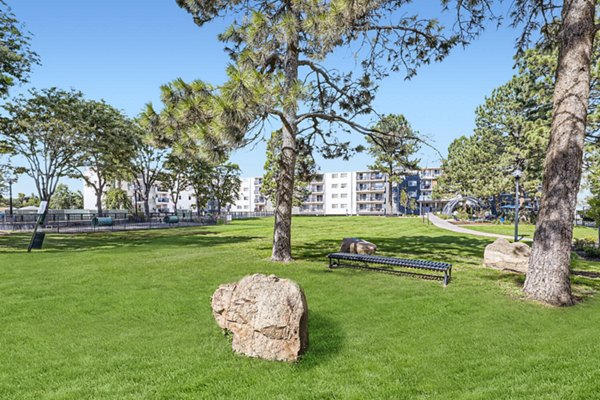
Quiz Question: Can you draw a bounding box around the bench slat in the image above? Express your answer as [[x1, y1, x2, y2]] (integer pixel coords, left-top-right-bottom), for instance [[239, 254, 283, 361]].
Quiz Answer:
[[328, 252, 451, 271]]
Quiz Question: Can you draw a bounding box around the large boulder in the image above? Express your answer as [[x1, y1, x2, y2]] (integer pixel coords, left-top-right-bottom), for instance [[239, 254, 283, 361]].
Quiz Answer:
[[211, 274, 308, 362], [340, 238, 377, 255], [484, 238, 531, 274]]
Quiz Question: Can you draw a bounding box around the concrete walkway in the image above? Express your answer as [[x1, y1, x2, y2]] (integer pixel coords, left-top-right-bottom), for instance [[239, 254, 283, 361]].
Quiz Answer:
[[427, 213, 532, 242]]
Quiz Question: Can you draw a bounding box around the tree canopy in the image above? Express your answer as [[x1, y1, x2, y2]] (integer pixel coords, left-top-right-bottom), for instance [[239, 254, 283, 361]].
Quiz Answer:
[[0, 1, 39, 98], [0, 88, 85, 203]]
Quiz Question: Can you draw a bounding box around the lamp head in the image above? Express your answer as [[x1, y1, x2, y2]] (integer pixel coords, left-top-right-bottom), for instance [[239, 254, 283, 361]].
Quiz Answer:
[[512, 169, 522, 179]]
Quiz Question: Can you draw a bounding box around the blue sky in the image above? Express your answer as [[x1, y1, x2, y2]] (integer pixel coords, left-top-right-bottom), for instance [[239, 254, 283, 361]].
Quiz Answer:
[[6, 0, 522, 194]]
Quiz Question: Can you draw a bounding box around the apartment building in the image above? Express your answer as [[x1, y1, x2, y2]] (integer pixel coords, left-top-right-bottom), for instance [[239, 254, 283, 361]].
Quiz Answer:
[[324, 172, 354, 215], [299, 173, 325, 214], [83, 168, 445, 215], [418, 167, 445, 213], [232, 177, 272, 212]]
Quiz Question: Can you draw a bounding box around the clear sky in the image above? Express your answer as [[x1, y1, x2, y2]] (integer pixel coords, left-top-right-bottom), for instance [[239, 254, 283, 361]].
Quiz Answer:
[[6, 0, 523, 195]]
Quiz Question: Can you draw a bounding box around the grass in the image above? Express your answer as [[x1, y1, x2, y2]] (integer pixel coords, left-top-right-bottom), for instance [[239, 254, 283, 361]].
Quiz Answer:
[[458, 222, 598, 241], [1, 217, 600, 399]]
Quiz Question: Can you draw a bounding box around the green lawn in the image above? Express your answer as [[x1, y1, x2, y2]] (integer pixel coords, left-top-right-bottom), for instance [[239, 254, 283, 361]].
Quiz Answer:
[[1, 217, 600, 399], [459, 222, 599, 241]]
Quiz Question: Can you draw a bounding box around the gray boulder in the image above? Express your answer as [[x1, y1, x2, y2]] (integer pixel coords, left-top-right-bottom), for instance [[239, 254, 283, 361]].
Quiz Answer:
[[484, 238, 531, 274], [340, 237, 377, 255], [211, 274, 308, 362]]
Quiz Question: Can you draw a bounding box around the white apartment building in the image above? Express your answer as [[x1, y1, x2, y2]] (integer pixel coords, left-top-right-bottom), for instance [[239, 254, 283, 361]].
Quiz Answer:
[[82, 171, 197, 213], [83, 168, 445, 215], [232, 177, 273, 212]]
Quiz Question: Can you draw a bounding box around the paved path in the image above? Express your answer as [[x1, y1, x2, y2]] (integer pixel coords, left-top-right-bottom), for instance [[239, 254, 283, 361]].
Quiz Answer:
[[427, 213, 532, 242]]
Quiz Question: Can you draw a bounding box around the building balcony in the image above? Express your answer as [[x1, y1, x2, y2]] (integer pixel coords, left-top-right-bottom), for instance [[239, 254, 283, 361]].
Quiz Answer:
[[304, 198, 324, 204], [356, 172, 385, 182], [357, 196, 384, 203], [358, 207, 384, 213], [356, 185, 386, 193]]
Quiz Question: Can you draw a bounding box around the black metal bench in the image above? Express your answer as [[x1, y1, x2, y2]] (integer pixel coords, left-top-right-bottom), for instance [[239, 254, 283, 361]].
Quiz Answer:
[[327, 252, 452, 286]]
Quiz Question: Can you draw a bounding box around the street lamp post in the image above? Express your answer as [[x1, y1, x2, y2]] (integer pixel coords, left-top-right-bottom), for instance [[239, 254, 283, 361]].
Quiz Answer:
[[8, 177, 15, 218], [513, 169, 522, 242]]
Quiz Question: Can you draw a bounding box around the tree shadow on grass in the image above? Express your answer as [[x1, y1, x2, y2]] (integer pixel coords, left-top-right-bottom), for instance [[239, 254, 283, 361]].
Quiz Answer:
[[292, 235, 492, 266], [0, 229, 262, 254], [300, 311, 344, 368]]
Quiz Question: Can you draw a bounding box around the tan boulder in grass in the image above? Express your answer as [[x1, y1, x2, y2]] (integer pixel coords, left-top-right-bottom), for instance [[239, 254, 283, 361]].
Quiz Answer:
[[211, 274, 308, 362], [340, 238, 377, 255], [484, 238, 531, 274]]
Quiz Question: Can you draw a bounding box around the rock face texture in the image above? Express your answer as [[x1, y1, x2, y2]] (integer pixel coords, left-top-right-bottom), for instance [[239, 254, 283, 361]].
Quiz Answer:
[[484, 238, 531, 274], [211, 274, 308, 362], [340, 238, 377, 255]]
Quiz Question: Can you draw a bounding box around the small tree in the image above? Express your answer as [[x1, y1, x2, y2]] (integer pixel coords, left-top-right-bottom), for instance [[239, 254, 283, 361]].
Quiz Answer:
[[208, 163, 241, 215], [104, 187, 133, 211], [399, 188, 417, 215], [184, 158, 214, 217], [130, 141, 165, 217], [366, 114, 420, 215], [585, 195, 600, 245], [49, 184, 83, 210], [160, 152, 191, 212]]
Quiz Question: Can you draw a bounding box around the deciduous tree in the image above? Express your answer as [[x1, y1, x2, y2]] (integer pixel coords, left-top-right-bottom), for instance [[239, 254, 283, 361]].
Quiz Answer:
[[207, 162, 241, 215], [49, 183, 83, 210], [104, 187, 133, 211], [159, 152, 191, 212], [0, 1, 39, 98], [130, 140, 165, 217], [72, 100, 137, 217], [0, 88, 84, 207]]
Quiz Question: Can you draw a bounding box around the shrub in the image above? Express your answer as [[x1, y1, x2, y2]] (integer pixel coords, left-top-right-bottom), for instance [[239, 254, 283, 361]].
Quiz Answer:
[[583, 245, 600, 258], [574, 238, 596, 251]]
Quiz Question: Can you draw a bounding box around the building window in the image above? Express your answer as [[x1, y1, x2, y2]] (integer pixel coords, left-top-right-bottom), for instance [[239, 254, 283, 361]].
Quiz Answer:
[[331, 183, 338, 189], [332, 173, 338, 178], [237, 206, 242, 210], [243, 196, 248, 201], [243, 187, 249, 191], [332, 193, 338, 198], [244, 205, 249, 209], [341, 203, 348, 208], [332, 204, 338, 208], [340, 193, 348, 198], [409, 181, 417, 187], [340, 173, 348, 178], [340, 183, 347, 189]]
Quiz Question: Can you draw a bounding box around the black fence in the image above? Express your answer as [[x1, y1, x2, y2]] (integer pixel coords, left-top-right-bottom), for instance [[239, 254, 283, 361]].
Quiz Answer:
[[0, 211, 216, 233]]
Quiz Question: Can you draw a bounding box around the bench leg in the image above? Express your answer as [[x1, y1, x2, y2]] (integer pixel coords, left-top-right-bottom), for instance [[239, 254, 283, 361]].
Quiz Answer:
[[444, 271, 449, 286]]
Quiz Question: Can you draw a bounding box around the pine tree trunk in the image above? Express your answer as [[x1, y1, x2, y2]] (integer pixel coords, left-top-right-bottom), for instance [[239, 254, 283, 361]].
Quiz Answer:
[[386, 180, 393, 215], [272, 11, 299, 262], [523, 0, 596, 306]]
